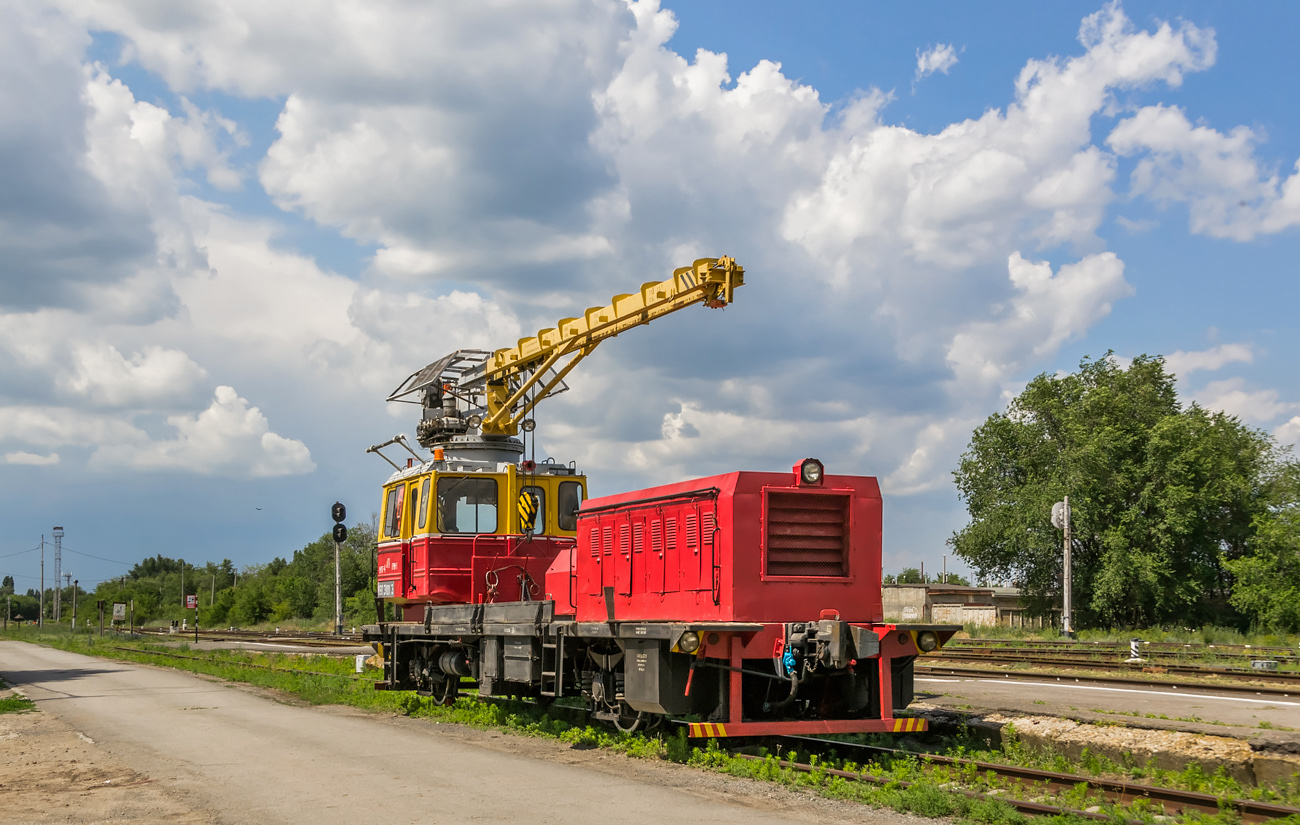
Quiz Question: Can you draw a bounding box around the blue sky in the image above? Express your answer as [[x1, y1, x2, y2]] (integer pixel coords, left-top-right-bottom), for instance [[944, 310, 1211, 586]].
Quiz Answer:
[[2, 1, 1298, 594]]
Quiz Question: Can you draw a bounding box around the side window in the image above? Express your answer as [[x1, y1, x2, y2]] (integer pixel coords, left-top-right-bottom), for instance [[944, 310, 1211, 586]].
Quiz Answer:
[[417, 477, 430, 530], [522, 485, 545, 534], [557, 481, 584, 532], [383, 486, 405, 538], [437, 477, 498, 533]]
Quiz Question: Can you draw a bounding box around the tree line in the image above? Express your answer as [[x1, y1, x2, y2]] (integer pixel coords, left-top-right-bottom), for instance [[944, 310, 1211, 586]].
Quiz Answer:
[[2, 523, 380, 629], [951, 354, 1299, 632]]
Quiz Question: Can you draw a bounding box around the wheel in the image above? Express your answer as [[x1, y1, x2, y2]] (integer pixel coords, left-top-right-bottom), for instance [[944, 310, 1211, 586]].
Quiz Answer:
[[432, 676, 459, 706], [613, 707, 646, 733]]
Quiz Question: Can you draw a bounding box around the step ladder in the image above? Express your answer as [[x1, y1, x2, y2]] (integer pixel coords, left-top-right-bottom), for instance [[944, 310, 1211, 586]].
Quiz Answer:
[[540, 628, 564, 698]]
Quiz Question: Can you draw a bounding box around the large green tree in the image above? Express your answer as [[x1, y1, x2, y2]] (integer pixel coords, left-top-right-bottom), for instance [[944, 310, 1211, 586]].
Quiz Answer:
[[1225, 461, 1300, 631], [951, 354, 1276, 628]]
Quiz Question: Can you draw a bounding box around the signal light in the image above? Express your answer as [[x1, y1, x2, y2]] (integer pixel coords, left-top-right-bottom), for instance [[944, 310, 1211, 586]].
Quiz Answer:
[[331, 501, 346, 523], [333, 523, 348, 543]]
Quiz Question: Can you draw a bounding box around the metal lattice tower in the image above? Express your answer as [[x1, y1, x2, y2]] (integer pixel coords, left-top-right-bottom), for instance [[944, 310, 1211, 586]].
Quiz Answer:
[[52, 526, 63, 622]]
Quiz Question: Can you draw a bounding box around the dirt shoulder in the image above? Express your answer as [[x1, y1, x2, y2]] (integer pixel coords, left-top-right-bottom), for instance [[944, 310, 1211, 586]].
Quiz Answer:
[[0, 687, 214, 825]]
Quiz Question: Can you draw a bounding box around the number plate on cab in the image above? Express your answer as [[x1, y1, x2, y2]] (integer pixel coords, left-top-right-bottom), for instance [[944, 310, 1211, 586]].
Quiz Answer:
[[377, 580, 395, 598]]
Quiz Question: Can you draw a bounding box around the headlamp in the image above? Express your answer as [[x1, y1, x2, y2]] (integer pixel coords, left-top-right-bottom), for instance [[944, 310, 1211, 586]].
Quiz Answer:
[[798, 458, 824, 485], [678, 630, 700, 654]]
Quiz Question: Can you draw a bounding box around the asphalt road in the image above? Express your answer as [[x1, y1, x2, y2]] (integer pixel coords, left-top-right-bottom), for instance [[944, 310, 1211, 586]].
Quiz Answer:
[[0, 641, 911, 825]]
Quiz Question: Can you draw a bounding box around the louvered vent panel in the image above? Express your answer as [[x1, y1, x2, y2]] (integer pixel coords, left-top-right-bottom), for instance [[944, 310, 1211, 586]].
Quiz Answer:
[[764, 492, 849, 577]]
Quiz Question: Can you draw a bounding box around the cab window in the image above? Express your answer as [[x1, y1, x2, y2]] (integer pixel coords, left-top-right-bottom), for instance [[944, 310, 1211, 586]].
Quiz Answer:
[[522, 485, 545, 534], [383, 485, 405, 538], [557, 481, 584, 532], [417, 477, 430, 530], [437, 477, 498, 533]]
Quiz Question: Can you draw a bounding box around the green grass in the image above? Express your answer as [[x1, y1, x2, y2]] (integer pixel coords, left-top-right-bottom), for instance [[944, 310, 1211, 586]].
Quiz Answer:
[[0, 677, 36, 714], [4, 627, 1299, 823]]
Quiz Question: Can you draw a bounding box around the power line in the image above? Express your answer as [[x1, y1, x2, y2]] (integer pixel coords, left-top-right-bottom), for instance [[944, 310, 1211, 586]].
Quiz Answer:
[[61, 546, 133, 567], [0, 546, 40, 560]]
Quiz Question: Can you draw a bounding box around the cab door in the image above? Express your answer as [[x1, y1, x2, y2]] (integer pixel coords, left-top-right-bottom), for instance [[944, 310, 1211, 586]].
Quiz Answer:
[[404, 477, 425, 595]]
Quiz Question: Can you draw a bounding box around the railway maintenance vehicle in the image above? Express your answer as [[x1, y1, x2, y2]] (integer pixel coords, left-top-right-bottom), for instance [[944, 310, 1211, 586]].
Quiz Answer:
[[361, 257, 956, 736]]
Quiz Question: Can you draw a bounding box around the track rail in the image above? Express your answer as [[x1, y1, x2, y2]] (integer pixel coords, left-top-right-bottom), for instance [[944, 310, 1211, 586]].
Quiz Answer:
[[921, 652, 1300, 692], [916, 662, 1297, 697], [135, 627, 365, 647], [759, 735, 1300, 823]]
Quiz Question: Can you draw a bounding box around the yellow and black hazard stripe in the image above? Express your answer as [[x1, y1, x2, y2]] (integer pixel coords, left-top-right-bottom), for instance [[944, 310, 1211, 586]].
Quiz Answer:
[[890, 717, 926, 733], [688, 722, 727, 738], [517, 491, 538, 531]]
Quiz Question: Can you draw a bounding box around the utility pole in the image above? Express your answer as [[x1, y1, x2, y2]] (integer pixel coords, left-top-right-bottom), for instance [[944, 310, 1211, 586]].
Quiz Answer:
[[39, 535, 44, 628], [63, 572, 71, 625], [52, 526, 63, 622], [72, 580, 77, 628]]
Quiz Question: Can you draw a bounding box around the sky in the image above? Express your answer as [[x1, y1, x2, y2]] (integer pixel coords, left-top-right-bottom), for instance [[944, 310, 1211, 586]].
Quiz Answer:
[[3, 0, 1299, 595]]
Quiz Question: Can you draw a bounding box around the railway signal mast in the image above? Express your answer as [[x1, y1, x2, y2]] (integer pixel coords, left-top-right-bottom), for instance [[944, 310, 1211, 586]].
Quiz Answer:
[[1051, 498, 1073, 636]]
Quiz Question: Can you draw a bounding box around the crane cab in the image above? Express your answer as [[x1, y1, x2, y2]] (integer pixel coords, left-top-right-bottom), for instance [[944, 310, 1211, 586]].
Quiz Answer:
[[376, 455, 585, 616]]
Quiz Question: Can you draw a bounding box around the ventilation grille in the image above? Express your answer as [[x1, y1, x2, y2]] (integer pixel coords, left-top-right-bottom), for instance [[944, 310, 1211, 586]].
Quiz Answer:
[[764, 491, 850, 577]]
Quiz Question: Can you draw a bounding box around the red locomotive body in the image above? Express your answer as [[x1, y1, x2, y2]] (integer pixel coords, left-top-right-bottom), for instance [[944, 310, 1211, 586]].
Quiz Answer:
[[547, 469, 883, 624]]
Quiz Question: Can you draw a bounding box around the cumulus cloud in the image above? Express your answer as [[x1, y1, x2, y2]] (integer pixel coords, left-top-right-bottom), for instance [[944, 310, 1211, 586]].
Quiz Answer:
[[1109, 104, 1300, 240], [1276, 416, 1300, 449], [90, 386, 314, 477], [61, 343, 208, 408], [947, 252, 1133, 390], [915, 44, 959, 84], [1164, 343, 1253, 377], [4, 451, 60, 466], [1193, 378, 1300, 424], [783, 3, 1213, 281]]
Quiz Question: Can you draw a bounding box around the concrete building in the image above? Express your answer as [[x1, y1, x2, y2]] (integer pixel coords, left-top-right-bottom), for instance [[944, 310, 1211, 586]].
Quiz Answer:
[[882, 583, 1045, 627]]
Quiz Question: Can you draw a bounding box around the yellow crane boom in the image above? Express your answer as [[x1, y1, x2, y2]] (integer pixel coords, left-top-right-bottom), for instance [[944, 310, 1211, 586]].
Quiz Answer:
[[388, 257, 745, 442], [480, 256, 744, 434]]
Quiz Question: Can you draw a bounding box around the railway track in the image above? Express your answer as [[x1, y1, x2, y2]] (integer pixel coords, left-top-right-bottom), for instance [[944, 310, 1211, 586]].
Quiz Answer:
[[952, 637, 1300, 664], [135, 627, 366, 647], [755, 735, 1300, 823], [928, 647, 1300, 691], [915, 661, 1298, 697]]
